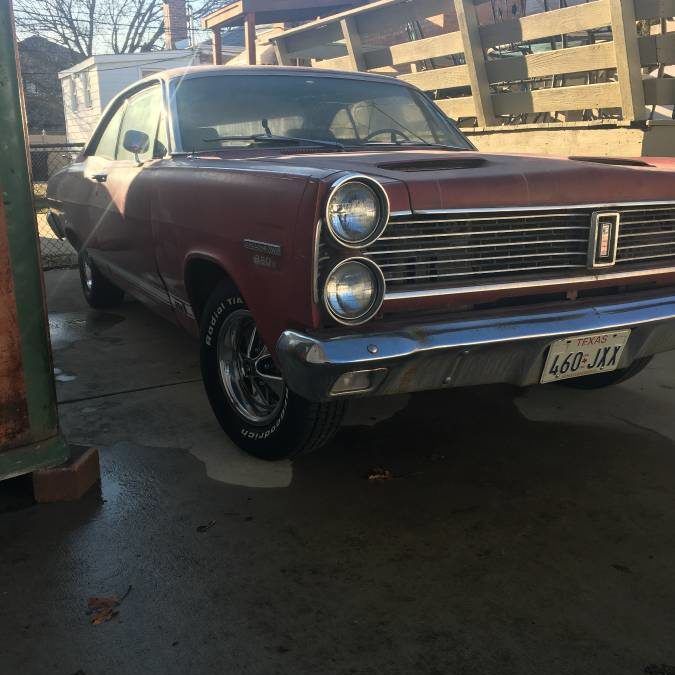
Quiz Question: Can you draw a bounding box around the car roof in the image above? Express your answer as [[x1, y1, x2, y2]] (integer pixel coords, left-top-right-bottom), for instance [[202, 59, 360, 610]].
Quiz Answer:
[[154, 64, 411, 87]]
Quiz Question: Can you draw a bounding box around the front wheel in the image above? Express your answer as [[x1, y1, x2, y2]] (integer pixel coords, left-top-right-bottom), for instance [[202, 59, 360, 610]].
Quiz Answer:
[[200, 282, 345, 460], [78, 249, 124, 309]]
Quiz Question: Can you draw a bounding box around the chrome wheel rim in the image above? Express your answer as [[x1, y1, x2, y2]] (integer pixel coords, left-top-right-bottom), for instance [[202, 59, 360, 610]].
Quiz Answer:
[[217, 309, 286, 425], [82, 255, 94, 291]]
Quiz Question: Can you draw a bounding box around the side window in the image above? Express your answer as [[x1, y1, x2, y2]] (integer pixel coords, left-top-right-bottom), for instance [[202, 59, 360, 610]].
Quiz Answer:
[[91, 103, 126, 160], [117, 86, 162, 162]]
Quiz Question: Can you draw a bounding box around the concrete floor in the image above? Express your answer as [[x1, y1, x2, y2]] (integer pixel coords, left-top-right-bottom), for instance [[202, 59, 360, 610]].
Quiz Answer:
[[2, 269, 675, 675]]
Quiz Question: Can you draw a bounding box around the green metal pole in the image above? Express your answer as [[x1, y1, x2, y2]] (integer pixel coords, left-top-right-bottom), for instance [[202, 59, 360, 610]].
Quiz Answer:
[[0, 0, 68, 479]]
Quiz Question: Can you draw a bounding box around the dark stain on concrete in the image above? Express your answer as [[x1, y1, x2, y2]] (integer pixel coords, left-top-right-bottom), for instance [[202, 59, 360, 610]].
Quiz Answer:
[[1, 385, 675, 674]]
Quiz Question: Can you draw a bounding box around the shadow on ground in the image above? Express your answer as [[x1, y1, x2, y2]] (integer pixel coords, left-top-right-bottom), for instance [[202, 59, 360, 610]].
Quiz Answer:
[[1, 270, 674, 675]]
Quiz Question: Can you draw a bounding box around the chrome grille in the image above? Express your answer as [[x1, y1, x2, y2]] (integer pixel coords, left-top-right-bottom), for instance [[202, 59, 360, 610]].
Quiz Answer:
[[364, 204, 675, 291]]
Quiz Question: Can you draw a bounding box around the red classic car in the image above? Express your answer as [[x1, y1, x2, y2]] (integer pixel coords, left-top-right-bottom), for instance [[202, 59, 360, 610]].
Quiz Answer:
[[47, 65, 675, 459]]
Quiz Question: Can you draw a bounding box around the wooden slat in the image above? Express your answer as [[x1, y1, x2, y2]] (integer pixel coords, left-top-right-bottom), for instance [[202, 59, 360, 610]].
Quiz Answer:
[[479, 0, 611, 48], [608, 0, 646, 120], [400, 64, 471, 90], [364, 31, 464, 69], [455, 0, 496, 125], [643, 76, 675, 104], [491, 81, 621, 115], [435, 96, 477, 119], [634, 0, 675, 18], [486, 42, 616, 83], [639, 32, 675, 65], [312, 55, 353, 70]]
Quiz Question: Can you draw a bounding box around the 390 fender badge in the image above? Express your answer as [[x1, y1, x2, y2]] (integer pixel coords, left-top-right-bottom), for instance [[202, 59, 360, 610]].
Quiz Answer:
[[242, 239, 282, 257]]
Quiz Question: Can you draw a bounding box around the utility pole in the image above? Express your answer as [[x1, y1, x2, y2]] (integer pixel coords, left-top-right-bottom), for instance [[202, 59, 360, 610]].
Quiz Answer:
[[0, 0, 69, 480]]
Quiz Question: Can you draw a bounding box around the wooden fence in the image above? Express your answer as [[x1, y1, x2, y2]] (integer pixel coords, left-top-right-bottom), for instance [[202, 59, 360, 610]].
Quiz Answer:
[[270, 0, 675, 129]]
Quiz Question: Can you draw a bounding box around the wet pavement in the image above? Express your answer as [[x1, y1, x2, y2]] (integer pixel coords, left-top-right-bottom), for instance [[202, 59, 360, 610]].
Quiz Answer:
[[2, 269, 675, 674]]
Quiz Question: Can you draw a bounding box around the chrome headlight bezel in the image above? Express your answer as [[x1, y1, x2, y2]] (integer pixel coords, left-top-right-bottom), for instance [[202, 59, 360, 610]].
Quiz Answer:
[[322, 257, 386, 326], [324, 174, 390, 249]]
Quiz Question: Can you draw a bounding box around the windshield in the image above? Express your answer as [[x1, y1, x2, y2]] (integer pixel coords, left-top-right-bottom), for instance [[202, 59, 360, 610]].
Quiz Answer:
[[171, 73, 472, 152]]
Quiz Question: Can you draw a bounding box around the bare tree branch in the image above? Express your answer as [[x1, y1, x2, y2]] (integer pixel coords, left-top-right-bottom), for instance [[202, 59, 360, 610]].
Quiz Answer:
[[14, 0, 217, 56]]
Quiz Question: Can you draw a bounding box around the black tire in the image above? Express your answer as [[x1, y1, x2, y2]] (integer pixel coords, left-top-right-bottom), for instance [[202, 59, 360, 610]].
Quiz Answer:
[[558, 356, 653, 389], [78, 249, 124, 309], [200, 281, 345, 460]]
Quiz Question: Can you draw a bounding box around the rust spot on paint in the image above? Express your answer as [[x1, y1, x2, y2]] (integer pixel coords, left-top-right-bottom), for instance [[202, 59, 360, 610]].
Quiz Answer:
[[0, 196, 29, 448]]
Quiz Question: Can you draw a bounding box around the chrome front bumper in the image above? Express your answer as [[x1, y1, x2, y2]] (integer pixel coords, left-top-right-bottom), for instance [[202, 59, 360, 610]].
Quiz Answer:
[[276, 292, 675, 401]]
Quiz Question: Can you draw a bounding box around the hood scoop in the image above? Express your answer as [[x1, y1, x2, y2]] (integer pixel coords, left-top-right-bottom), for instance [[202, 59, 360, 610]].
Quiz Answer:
[[377, 157, 486, 172], [569, 156, 653, 168]]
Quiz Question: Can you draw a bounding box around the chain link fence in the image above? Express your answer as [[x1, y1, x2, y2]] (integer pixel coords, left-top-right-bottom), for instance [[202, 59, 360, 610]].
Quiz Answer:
[[30, 143, 83, 270]]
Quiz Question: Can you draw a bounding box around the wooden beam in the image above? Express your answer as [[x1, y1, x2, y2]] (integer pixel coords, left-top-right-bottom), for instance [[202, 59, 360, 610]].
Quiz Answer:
[[608, 0, 646, 121], [435, 96, 477, 119], [365, 31, 464, 69], [479, 0, 611, 48], [212, 27, 222, 65], [454, 0, 496, 126], [275, 21, 343, 58], [486, 42, 616, 83], [643, 76, 675, 104], [634, 0, 675, 18], [400, 64, 471, 90], [491, 81, 621, 115], [340, 17, 365, 70], [245, 12, 256, 65], [274, 35, 291, 65]]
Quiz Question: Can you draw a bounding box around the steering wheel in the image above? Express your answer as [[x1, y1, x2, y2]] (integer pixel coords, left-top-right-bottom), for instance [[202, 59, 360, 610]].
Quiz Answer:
[[363, 128, 412, 143]]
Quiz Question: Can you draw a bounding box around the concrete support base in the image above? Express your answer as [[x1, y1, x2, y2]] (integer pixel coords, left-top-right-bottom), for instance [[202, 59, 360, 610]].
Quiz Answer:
[[32, 446, 100, 502]]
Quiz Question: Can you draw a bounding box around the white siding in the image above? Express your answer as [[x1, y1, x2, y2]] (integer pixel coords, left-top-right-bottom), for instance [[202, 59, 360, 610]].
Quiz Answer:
[[62, 52, 198, 145], [62, 66, 102, 145]]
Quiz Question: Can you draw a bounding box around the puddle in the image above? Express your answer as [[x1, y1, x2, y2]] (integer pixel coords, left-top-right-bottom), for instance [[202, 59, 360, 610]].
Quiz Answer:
[[48, 311, 125, 351]]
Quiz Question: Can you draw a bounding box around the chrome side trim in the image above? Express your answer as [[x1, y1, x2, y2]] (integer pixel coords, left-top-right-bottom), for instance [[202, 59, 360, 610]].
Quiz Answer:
[[412, 200, 675, 215], [383, 266, 675, 301], [312, 220, 322, 305]]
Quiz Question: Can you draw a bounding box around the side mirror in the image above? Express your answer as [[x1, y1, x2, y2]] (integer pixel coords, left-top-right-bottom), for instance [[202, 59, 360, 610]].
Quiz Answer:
[[122, 129, 149, 163]]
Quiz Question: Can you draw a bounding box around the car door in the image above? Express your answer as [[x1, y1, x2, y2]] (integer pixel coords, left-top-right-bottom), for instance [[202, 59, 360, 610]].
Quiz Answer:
[[93, 83, 171, 313], [82, 99, 127, 259]]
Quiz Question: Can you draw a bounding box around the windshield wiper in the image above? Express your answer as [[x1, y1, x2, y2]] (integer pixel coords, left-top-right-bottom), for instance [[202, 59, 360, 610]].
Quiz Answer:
[[202, 134, 345, 150]]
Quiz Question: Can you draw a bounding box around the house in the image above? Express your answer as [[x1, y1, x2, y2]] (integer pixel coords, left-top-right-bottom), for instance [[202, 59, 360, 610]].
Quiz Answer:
[[18, 36, 77, 140], [58, 50, 203, 144]]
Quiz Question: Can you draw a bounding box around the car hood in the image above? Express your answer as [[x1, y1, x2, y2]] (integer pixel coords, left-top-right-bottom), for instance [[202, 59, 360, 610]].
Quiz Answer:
[[253, 149, 675, 211]]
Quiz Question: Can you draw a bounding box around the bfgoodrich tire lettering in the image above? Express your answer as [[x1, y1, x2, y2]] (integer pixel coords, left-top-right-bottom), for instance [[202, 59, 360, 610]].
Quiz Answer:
[[200, 281, 345, 460]]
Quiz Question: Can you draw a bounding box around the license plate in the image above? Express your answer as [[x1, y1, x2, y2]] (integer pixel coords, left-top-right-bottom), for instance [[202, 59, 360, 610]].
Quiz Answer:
[[541, 329, 631, 384]]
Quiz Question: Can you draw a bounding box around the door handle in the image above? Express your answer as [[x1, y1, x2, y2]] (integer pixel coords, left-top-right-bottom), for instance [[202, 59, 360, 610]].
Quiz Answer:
[[90, 173, 107, 183]]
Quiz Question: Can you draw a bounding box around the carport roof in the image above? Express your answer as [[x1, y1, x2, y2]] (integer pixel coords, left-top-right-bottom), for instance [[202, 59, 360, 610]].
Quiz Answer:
[[201, 0, 367, 29]]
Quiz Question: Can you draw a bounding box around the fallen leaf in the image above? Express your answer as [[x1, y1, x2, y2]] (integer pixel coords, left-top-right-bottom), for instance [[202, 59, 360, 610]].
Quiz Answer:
[[87, 596, 119, 625], [366, 467, 392, 481], [86, 585, 131, 625]]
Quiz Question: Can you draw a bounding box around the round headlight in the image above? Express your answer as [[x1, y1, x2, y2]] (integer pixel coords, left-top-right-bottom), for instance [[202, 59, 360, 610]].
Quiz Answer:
[[323, 258, 385, 325], [325, 178, 388, 247]]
